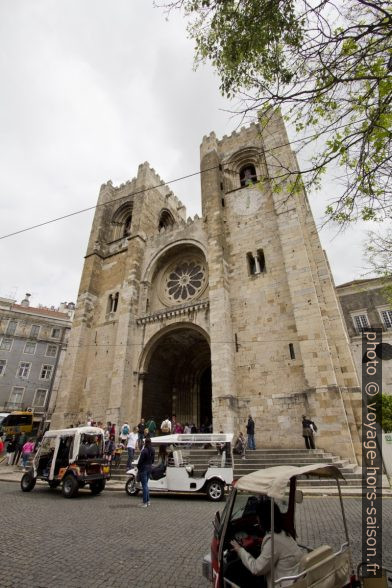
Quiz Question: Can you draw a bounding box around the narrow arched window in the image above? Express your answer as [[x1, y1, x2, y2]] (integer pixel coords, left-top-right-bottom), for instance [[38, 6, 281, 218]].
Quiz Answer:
[[123, 215, 132, 237], [240, 164, 257, 187], [247, 252, 256, 275], [256, 249, 266, 273]]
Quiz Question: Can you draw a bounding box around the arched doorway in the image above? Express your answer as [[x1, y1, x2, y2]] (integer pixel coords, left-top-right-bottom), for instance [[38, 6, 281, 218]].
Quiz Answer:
[[141, 326, 212, 430]]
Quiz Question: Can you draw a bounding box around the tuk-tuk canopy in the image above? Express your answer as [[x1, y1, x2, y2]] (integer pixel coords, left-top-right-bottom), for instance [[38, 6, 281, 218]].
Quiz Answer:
[[151, 433, 233, 445], [236, 464, 344, 499]]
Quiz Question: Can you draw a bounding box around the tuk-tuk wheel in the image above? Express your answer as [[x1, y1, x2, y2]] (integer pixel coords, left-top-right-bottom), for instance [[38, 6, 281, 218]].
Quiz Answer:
[[206, 479, 224, 502], [21, 472, 36, 492], [125, 475, 139, 496], [62, 474, 79, 498], [90, 480, 105, 495]]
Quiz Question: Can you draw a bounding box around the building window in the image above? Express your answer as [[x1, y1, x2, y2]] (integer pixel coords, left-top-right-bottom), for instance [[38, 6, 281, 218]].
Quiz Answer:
[[380, 309, 392, 330], [46, 344, 58, 358], [108, 292, 119, 313], [247, 252, 257, 275], [0, 338, 13, 351], [0, 359, 6, 376], [7, 320, 17, 335], [352, 313, 370, 334], [123, 214, 132, 237], [9, 387, 24, 407], [240, 164, 257, 187], [158, 209, 175, 231], [33, 388, 48, 408], [18, 362, 31, 378], [289, 343, 295, 360], [247, 250, 266, 276], [40, 364, 53, 380], [30, 324, 40, 338], [24, 341, 37, 355], [51, 328, 61, 339]]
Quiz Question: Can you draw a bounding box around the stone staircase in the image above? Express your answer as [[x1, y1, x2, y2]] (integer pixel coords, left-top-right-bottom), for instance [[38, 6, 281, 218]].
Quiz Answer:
[[108, 447, 368, 489]]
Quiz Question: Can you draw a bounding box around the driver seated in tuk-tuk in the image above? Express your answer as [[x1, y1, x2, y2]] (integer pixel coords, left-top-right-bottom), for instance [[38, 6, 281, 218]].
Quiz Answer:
[[231, 501, 303, 588]]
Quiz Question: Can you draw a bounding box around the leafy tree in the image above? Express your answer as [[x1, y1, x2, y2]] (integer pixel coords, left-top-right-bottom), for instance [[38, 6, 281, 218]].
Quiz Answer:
[[365, 228, 392, 303], [375, 393, 392, 432], [159, 0, 392, 223]]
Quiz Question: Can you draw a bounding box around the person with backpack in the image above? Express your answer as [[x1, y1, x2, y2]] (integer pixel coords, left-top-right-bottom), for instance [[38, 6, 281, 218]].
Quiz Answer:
[[120, 422, 130, 445], [145, 417, 157, 438]]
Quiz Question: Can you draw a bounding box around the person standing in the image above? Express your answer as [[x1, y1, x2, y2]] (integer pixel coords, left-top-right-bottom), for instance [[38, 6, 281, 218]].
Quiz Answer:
[[6, 437, 16, 465], [21, 438, 35, 470], [302, 415, 317, 449], [137, 437, 155, 508], [160, 416, 171, 435], [137, 418, 145, 450], [246, 415, 256, 450], [146, 417, 157, 438], [104, 435, 116, 463], [126, 427, 138, 469], [120, 422, 130, 445]]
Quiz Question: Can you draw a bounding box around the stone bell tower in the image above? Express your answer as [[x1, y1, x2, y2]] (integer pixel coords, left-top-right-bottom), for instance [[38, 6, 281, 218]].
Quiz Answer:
[[200, 111, 362, 463]]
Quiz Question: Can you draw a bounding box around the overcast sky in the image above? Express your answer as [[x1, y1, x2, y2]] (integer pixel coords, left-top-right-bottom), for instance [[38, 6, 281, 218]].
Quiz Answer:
[[0, 0, 377, 309]]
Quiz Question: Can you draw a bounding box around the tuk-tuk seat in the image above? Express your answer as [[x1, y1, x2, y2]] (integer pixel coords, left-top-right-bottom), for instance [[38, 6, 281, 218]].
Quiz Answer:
[[291, 544, 350, 588], [299, 545, 333, 572]]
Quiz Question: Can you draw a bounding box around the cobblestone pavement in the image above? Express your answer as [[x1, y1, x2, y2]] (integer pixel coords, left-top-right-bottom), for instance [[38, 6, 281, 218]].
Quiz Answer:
[[0, 481, 390, 588]]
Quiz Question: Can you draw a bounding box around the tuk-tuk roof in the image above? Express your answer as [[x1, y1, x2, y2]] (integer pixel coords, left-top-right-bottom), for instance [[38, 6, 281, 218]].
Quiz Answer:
[[43, 426, 104, 438], [151, 433, 233, 444], [236, 464, 344, 499]]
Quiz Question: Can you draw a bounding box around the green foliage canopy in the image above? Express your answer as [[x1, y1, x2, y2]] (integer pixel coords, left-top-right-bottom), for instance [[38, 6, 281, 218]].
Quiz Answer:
[[159, 0, 392, 223]]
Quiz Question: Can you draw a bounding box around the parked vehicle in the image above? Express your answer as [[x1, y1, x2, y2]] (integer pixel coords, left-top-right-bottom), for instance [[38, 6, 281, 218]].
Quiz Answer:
[[20, 426, 110, 498], [125, 433, 234, 501], [1, 410, 34, 437], [202, 464, 355, 587]]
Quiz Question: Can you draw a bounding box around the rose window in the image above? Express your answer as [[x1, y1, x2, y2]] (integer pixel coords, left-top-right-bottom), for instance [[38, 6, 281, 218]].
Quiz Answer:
[[164, 261, 207, 302]]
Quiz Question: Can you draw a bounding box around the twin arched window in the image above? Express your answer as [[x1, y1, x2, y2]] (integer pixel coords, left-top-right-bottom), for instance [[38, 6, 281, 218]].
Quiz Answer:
[[240, 164, 258, 187]]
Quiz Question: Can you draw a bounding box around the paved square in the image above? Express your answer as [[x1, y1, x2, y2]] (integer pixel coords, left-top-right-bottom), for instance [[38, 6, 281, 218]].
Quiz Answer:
[[0, 482, 390, 587]]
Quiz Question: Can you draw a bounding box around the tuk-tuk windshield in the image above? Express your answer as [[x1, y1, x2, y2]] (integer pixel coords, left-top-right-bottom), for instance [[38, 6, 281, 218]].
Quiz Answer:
[[231, 492, 289, 523], [78, 434, 104, 459]]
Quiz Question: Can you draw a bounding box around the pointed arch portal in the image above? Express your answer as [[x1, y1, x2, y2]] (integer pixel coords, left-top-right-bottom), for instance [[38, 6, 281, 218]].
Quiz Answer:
[[141, 326, 212, 430]]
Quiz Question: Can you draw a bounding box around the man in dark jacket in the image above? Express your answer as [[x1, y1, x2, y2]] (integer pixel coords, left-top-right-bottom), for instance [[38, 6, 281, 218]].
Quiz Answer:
[[302, 415, 317, 449], [246, 415, 256, 450], [137, 437, 155, 507]]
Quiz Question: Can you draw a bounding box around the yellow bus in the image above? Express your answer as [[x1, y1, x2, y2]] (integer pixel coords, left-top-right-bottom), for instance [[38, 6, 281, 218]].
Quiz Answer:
[[1, 410, 34, 437]]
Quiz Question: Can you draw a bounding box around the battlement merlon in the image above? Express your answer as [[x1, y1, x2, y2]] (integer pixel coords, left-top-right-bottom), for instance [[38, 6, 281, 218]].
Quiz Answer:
[[136, 162, 187, 220]]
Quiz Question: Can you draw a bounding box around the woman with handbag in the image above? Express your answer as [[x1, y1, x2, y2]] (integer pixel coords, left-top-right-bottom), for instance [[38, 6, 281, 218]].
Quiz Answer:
[[137, 437, 155, 507]]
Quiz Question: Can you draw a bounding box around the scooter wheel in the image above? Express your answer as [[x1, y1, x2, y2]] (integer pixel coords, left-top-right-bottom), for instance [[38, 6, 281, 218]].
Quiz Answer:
[[125, 475, 139, 496]]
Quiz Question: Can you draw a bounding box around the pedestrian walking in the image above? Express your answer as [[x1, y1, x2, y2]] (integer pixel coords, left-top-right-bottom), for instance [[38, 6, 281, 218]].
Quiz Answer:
[[21, 438, 35, 470], [246, 415, 256, 450], [126, 427, 138, 469], [302, 415, 317, 449], [137, 437, 155, 508], [14, 432, 27, 465]]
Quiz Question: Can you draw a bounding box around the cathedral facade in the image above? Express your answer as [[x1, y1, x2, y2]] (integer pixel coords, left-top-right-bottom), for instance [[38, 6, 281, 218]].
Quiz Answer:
[[52, 112, 362, 463]]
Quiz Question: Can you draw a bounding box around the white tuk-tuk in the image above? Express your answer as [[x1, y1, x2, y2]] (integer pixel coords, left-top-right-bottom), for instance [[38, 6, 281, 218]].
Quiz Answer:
[[20, 426, 110, 498], [203, 464, 354, 587], [125, 433, 234, 501]]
